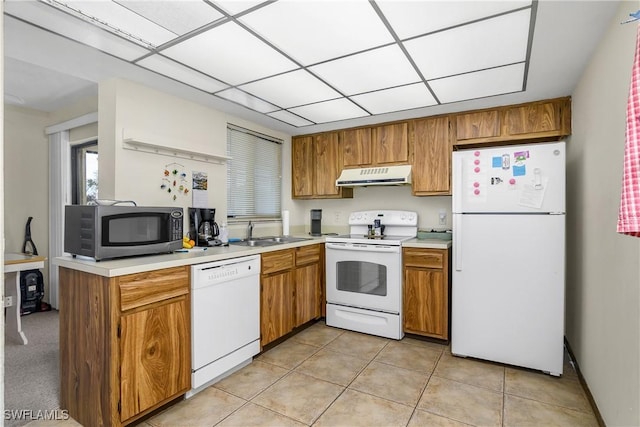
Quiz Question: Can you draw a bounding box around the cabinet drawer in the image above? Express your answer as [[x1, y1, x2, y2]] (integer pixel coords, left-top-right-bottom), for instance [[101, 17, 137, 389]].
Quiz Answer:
[[118, 266, 189, 312], [262, 249, 295, 275], [403, 248, 444, 269], [295, 244, 321, 266]]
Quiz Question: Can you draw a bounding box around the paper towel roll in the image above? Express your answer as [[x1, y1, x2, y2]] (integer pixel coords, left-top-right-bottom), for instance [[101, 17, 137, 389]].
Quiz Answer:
[[282, 210, 290, 236]]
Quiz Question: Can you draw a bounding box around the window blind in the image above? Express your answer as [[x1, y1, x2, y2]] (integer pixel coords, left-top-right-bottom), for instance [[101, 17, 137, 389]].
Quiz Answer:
[[227, 124, 282, 220]]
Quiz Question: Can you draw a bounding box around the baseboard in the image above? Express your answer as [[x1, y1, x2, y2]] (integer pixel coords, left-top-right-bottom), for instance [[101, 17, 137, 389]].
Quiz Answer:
[[564, 337, 606, 427]]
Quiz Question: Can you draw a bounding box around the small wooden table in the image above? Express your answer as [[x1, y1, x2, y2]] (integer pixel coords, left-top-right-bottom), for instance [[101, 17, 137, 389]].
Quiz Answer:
[[4, 253, 46, 345]]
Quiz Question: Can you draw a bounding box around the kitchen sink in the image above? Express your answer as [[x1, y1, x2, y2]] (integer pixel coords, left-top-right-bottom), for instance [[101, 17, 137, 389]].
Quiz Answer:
[[229, 236, 313, 247]]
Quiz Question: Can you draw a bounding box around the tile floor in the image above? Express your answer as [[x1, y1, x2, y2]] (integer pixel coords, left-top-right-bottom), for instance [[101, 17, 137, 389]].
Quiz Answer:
[[28, 321, 599, 427]]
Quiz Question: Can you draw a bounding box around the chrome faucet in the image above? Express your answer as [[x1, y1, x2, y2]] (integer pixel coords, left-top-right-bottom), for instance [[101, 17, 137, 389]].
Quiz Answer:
[[247, 221, 254, 240]]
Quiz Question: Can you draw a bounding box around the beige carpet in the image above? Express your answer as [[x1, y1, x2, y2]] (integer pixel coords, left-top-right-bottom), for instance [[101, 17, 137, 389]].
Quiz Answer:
[[4, 310, 60, 427]]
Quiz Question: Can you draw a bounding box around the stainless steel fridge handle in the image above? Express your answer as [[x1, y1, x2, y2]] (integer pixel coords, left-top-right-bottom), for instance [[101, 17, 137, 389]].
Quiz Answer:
[[454, 215, 462, 271]]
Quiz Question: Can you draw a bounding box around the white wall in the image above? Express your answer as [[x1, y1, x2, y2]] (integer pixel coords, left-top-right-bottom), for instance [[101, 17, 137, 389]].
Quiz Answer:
[[567, 2, 640, 426]]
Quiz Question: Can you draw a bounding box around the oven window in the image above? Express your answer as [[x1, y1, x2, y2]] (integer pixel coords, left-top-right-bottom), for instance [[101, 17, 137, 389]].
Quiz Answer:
[[336, 261, 387, 296]]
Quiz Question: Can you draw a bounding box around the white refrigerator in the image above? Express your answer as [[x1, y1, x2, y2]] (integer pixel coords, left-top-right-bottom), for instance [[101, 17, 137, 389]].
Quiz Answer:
[[451, 141, 565, 376]]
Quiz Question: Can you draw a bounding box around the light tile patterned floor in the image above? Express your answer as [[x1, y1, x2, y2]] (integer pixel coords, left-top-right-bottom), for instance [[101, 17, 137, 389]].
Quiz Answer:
[[28, 321, 599, 427]]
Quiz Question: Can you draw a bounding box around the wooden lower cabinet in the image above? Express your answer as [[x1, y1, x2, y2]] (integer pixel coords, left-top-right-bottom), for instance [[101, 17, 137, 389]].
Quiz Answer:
[[260, 244, 322, 347], [402, 247, 451, 340], [59, 266, 191, 427]]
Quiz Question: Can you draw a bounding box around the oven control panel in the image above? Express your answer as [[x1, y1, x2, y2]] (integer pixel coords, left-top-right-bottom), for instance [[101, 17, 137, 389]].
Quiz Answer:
[[348, 210, 418, 226]]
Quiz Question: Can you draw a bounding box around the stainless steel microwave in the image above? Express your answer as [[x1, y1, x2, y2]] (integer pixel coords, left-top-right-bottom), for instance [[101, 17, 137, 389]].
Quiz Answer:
[[64, 205, 183, 260]]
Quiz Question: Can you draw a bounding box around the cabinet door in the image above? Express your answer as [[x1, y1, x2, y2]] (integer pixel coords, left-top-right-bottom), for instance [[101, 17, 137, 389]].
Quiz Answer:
[[505, 100, 564, 137], [295, 263, 321, 327], [292, 136, 314, 198], [411, 116, 451, 195], [314, 132, 342, 196], [261, 271, 294, 347], [342, 128, 372, 167], [403, 268, 446, 339], [120, 297, 190, 421], [455, 110, 501, 143], [373, 123, 409, 165]]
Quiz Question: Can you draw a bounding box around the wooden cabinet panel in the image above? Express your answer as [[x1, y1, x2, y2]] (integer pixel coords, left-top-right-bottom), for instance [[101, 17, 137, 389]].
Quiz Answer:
[[119, 297, 190, 421], [118, 267, 189, 312], [505, 101, 562, 136], [373, 123, 409, 165], [295, 263, 321, 327], [403, 248, 444, 269], [456, 110, 500, 141], [342, 127, 372, 167], [314, 132, 342, 196], [262, 249, 295, 275], [292, 136, 314, 198], [295, 244, 321, 266], [411, 116, 451, 196], [403, 269, 446, 338], [261, 271, 294, 347]]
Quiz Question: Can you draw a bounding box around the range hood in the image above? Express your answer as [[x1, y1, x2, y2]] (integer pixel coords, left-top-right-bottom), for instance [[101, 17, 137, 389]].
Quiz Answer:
[[335, 165, 412, 187]]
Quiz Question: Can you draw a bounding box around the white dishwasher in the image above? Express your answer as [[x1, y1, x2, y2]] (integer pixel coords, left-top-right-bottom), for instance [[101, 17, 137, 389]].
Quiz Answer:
[[188, 255, 260, 397]]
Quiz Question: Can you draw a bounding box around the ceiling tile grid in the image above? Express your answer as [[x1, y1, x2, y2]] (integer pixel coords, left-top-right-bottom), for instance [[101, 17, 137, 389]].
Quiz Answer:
[[4, 0, 536, 128]]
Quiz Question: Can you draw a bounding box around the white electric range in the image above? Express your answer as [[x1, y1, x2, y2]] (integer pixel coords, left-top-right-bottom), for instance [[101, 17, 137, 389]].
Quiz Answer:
[[325, 210, 418, 339]]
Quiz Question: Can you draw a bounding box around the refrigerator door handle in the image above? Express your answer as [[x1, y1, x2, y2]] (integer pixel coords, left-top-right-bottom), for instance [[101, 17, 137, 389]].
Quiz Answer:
[[454, 214, 462, 271], [452, 154, 463, 213]]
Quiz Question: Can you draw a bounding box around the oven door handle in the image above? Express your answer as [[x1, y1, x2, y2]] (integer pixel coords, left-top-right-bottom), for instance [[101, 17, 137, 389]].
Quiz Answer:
[[325, 242, 400, 253]]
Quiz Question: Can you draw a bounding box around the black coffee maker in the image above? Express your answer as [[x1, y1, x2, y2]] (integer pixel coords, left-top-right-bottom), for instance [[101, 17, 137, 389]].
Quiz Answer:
[[189, 208, 220, 246]]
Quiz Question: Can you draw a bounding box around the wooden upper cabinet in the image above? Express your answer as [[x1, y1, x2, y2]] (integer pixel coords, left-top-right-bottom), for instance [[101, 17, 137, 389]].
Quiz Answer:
[[372, 122, 409, 165], [291, 136, 314, 198], [411, 116, 451, 196], [453, 97, 571, 146], [314, 132, 342, 197], [505, 99, 568, 137], [456, 110, 501, 142], [342, 127, 372, 167]]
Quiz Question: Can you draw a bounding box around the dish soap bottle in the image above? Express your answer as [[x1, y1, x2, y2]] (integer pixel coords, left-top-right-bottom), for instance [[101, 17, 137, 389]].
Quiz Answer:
[[220, 223, 229, 245]]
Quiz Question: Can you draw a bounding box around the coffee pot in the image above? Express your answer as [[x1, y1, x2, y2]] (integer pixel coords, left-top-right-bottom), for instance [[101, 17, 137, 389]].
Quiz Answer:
[[189, 208, 220, 246]]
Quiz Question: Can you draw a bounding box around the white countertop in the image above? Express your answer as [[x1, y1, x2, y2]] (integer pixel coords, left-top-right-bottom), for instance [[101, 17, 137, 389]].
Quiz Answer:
[[54, 235, 452, 277], [53, 237, 324, 277]]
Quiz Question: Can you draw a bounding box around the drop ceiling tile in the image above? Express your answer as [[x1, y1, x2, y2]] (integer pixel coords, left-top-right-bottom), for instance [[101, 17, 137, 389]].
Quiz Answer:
[[137, 54, 228, 93], [430, 63, 525, 103], [377, 0, 532, 40], [4, 0, 150, 61], [57, 0, 178, 47], [239, 69, 341, 109], [267, 110, 314, 127], [404, 8, 531, 80], [288, 98, 369, 124], [213, 1, 268, 16], [238, 0, 393, 65], [309, 44, 420, 96], [115, 0, 224, 35], [216, 88, 279, 113], [161, 22, 298, 86], [350, 83, 437, 115]]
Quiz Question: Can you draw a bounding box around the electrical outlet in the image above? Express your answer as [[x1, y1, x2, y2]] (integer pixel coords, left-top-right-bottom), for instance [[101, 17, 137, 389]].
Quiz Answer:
[[334, 211, 342, 223], [438, 209, 447, 226], [4, 296, 13, 307]]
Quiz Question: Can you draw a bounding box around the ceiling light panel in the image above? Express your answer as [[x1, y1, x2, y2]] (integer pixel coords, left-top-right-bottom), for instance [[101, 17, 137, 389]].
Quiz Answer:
[[267, 110, 314, 127], [377, 0, 532, 40], [405, 8, 531, 80], [137, 54, 228, 93], [161, 22, 298, 86], [54, 0, 178, 47], [309, 44, 421, 96], [115, 0, 224, 36], [350, 83, 437, 115], [429, 63, 525, 104], [5, 1, 149, 61], [213, 1, 269, 16], [238, 0, 393, 66], [239, 69, 341, 109], [288, 98, 369, 124], [216, 88, 279, 113]]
